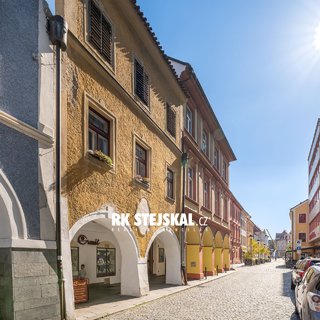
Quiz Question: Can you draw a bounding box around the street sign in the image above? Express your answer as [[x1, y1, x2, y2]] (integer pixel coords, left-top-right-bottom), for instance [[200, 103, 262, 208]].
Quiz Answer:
[[297, 240, 302, 246], [297, 246, 301, 251], [297, 250, 301, 255]]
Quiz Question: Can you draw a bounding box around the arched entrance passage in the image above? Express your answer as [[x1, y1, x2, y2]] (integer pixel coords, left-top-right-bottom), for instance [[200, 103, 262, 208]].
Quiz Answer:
[[186, 223, 203, 279], [66, 210, 143, 314], [202, 227, 214, 276], [0, 169, 27, 240], [214, 231, 223, 273], [223, 234, 230, 270], [145, 226, 181, 288]]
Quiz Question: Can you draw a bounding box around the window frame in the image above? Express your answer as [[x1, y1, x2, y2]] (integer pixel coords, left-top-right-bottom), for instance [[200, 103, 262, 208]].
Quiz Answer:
[[215, 190, 220, 217], [298, 232, 307, 243], [203, 176, 210, 209], [214, 147, 220, 170], [202, 129, 209, 156], [88, 108, 110, 156], [186, 105, 193, 136], [135, 143, 148, 178], [166, 167, 175, 200], [299, 213, 306, 224], [187, 166, 195, 200], [132, 134, 152, 187], [96, 247, 116, 278], [84, 93, 117, 169], [222, 160, 227, 181]]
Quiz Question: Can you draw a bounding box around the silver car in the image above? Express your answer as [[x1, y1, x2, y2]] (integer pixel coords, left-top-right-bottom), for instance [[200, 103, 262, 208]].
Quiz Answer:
[[295, 265, 320, 319]]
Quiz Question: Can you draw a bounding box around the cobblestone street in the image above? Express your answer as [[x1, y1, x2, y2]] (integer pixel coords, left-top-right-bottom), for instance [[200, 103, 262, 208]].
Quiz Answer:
[[104, 260, 299, 320]]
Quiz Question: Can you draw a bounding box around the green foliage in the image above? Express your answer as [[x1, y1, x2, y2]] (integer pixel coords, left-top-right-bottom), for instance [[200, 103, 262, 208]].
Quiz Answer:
[[93, 150, 113, 167]]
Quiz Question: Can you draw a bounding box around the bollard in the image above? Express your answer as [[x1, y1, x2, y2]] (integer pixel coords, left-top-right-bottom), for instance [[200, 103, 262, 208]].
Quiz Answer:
[[225, 264, 227, 272], [204, 267, 207, 279], [216, 265, 219, 275]]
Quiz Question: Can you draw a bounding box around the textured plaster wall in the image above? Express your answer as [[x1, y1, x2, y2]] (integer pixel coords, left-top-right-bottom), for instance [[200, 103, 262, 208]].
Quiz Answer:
[[0, 124, 39, 239], [60, 0, 185, 258], [0, 0, 39, 128]]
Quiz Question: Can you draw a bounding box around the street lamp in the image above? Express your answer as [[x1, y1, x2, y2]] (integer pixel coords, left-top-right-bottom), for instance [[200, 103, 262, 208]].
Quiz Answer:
[[181, 152, 188, 285], [257, 240, 260, 264]]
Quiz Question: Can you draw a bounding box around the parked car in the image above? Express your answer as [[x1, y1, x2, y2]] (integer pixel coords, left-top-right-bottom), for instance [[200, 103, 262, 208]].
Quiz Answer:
[[292, 259, 320, 290], [295, 265, 320, 319]]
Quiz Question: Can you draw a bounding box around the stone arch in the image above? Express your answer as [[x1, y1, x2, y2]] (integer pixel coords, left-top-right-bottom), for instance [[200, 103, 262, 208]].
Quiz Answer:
[[202, 227, 214, 247], [223, 234, 231, 270], [186, 223, 201, 244], [145, 226, 181, 285], [223, 234, 230, 249], [186, 223, 202, 279], [0, 169, 27, 239], [214, 231, 224, 272], [202, 227, 214, 276], [214, 231, 223, 248]]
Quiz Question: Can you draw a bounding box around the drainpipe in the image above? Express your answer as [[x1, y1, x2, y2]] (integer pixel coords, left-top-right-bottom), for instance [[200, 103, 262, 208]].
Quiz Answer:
[[48, 15, 68, 320], [181, 147, 188, 285]]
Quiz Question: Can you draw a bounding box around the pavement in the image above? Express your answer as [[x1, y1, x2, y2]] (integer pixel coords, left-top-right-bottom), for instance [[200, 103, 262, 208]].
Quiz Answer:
[[75, 269, 236, 320], [102, 260, 299, 320]]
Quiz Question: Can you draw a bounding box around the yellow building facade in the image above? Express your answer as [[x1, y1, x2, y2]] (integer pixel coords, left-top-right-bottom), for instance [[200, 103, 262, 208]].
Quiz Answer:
[[290, 199, 312, 260], [56, 0, 187, 318]]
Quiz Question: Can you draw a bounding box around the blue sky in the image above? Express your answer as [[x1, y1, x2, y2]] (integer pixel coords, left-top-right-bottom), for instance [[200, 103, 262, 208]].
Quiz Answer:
[[48, 1, 320, 238]]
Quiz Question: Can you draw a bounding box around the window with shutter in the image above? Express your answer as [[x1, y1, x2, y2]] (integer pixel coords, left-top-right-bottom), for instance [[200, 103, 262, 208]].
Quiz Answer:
[[166, 104, 176, 137], [134, 59, 149, 106], [89, 0, 113, 66]]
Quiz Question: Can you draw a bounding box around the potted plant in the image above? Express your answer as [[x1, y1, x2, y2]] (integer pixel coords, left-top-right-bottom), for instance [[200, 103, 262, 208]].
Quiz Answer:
[[88, 150, 113, 168]]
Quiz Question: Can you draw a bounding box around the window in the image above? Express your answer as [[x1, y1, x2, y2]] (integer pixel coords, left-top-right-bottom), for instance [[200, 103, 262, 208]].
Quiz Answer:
[[186, 106, 193, 135], [203, 179, 209, 209], [135, 144, 147, 178], [299, 233, 307, 243], [71, 247, 79, 277], [299, 214, 306, 223], [202, 130, 209, 156], [89, 108, 110, 155], [88, 0, 113, 65], [167, 168, 174, 199], [187, 167, 194, 199], [223, 161, 227, 180], [134, 59, 149, 106], [166, 105, 176, 138], [97, 248, 116, 277], [214, 148, 219, 169], [223, 198, 228, 220], [215, 190, 220, 216]]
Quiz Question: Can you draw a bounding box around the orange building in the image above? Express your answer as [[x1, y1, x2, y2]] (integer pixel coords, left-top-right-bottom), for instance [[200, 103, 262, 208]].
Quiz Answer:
[[170, 57, 236, 278]]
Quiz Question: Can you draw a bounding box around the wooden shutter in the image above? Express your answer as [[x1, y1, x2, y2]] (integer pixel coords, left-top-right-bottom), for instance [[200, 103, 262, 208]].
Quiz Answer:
[[89, 0, 112, 65], [101, 16, 112, 64], [135, 59, 149, 106], [167, 105, 176, 137], [89, 0, 102, 50]]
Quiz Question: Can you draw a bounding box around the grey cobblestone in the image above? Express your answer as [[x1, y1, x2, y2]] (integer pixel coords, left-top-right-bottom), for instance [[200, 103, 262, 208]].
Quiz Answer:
[[104, 260, 299, 320]]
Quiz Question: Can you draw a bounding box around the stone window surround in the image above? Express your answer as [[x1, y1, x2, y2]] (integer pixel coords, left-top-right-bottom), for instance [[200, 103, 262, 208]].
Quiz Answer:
[[165, 162, 176, 202], [83, 0, 116, 73], [132, 133, 152, 190], [83, 92, 117, 170]]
